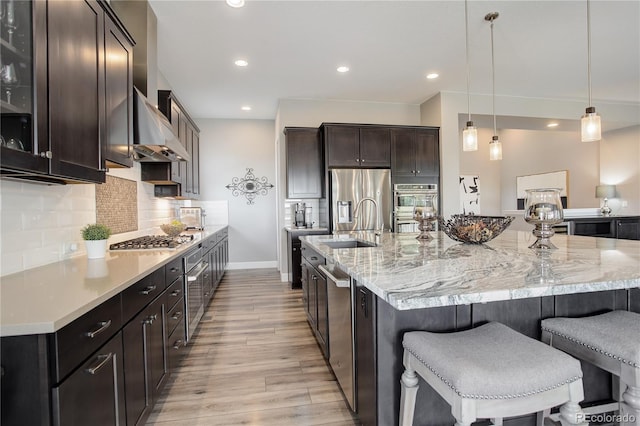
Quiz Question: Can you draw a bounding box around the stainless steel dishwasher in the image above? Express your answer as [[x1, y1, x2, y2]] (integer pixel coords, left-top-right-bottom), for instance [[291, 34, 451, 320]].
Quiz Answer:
[[319, 263, 355, 411]]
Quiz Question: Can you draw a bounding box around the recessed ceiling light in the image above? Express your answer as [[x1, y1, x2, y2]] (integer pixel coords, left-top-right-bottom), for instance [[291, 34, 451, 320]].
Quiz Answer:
[[547, 122, 559, 128], [234, 59, 248, 67], [241, 106, 252, 111], [226, 0, 245, 8], [337, 66, 350, 73], [426, 73, 439, 79]]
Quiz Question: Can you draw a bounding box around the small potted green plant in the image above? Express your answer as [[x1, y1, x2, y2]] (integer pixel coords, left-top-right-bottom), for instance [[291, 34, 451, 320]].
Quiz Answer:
[[81, 223, 112, 259]]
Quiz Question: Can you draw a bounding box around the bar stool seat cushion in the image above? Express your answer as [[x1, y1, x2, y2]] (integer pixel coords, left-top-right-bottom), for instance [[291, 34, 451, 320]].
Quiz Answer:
[[402, 322, 583, 400], [541, 310, 640, 368]]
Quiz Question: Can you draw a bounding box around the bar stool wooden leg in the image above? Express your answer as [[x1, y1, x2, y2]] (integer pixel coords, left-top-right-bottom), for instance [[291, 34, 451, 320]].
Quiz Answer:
[[399, 368, 419, 426], [537, 409, 551, 426], [559, 381, 589, 426]]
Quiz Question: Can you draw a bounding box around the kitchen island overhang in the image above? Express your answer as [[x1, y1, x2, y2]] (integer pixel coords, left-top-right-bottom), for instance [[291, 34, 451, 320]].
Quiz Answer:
[[300, 231, 640, 426]]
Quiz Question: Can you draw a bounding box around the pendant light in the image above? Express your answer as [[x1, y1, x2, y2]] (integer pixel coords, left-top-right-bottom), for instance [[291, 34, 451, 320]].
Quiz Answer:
[[581, 0, 601, 142], [462, 0, 478, 152], [486, 12, 502, 161]]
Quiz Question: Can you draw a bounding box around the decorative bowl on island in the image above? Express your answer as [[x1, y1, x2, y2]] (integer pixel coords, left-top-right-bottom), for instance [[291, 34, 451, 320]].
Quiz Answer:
[[160, 221, 187, 238], [439, 215, 514, 244]]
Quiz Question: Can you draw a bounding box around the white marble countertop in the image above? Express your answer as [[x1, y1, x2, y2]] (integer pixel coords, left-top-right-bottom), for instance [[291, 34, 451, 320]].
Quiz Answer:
[[301, 230, 640, 310], [284, 226, 330, 234], [0, 225, 228, 337]]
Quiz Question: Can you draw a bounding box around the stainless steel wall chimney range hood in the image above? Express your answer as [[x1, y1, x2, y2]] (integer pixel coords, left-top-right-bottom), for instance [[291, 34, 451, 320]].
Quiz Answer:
[[132, 87, 190, 162]]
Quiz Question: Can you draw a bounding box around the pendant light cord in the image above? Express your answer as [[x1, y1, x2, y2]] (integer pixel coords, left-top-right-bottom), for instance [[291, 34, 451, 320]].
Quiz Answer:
[[490, 17, 496, 135], [587, 0, 592, 107], [465, 0, 471, 122]]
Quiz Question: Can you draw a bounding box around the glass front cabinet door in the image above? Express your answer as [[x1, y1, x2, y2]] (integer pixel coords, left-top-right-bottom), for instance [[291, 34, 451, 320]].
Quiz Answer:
[[0, 0, 49, 176]]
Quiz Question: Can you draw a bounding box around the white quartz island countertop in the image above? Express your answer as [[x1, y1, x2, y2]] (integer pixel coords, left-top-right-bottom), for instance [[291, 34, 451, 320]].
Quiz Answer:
[[0, 226, 227, 337], [300, 230, 640, 310]]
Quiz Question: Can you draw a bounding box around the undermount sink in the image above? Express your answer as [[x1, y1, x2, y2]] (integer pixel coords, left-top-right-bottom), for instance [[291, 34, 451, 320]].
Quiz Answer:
[[323, 240, 377, 249]]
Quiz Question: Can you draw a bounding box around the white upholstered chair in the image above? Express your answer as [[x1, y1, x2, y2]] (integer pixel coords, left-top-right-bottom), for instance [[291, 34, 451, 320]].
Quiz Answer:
[[399, 322, 588, 426], [542, 310, 640, 426]]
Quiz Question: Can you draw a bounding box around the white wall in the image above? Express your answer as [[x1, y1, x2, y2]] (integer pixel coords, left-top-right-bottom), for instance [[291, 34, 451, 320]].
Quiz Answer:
[[275, 98, 421, 281], [196, 118, 277, 269], [600, 125, 640, 215]]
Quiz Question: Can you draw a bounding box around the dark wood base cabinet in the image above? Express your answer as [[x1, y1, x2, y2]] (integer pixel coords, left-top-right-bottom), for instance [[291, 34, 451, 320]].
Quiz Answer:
[[52, 332, 126, 426]]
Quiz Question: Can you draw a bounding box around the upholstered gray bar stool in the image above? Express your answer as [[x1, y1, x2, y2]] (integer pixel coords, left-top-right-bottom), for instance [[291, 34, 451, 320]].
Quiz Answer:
[[542, 310, 640, 426], [400, 322, 588, 426]]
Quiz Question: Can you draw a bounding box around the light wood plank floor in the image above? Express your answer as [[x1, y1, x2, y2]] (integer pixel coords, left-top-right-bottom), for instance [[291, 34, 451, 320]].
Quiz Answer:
[[147, 268, 360, 426]]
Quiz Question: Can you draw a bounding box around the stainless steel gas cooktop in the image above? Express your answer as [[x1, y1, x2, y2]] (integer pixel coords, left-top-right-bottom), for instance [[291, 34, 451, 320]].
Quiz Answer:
[[109, 235, 194, 251]]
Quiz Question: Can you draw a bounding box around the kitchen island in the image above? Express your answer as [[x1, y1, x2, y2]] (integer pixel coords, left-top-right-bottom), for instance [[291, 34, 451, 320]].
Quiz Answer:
[[301, 231, 640, 426]]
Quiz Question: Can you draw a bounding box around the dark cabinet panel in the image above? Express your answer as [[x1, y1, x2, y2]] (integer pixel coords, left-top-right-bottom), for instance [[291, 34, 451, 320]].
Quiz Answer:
[[325, 124, 391, 168], [392, 127, 439, 179], [359, 127, 390, 167], [616, 218, 640, 240], [567, 216, 640, 240], [48, 0, 105, 183], [285, 127, 323, 198], [354, 284, 377, 426], [326, 125, 360, 168], [315, 272, 329, 357], [52, 332, 126, 426], [156, 90, 200, 199], [123, 295, 167, 426], [103, 15, 133, 167], [415, 128, 439, 176], [288, 237, 302, 288]]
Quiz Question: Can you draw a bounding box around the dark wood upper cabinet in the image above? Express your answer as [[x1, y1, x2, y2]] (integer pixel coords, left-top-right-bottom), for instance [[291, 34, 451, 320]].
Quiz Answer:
[[1, 0, 134, 184], [103, 12, 134, 168], [48, 0, 106, 183], [359, 127, 391, 167], [324, 124, 391, 168], [285, 127, 323, 198], [155, 90, 200, 199], [391, 127, 439, 178], [325, 125, 360, 168]]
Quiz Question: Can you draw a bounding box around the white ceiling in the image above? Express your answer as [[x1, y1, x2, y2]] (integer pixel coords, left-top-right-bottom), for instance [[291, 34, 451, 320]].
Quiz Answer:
[[149, 0, 640, 121]]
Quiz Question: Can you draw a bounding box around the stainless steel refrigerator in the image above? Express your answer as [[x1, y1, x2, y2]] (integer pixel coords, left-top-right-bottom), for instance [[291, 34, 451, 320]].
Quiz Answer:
[[330, 169, 392, 232]]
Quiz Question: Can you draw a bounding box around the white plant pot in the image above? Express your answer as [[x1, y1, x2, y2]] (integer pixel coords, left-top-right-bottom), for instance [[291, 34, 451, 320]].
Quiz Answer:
[[85, 239, 108, 259]]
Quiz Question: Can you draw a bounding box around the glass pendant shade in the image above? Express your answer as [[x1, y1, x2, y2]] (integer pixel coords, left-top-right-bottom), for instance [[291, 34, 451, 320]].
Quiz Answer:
[[581, 107, 601, 142], [489, 136, 502, 161], [462, 122, 478, 151]]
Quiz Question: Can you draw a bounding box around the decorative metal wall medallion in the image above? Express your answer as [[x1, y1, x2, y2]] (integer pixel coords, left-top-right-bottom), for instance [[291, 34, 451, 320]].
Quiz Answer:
[[226, 168, 274, 204]]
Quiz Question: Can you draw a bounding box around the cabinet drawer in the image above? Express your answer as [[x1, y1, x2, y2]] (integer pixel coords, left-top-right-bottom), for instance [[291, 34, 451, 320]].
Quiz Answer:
[[167, 320, 186, 371], [165, 276, 184, 310], [52, 332, 126, 426], [122, 267, 165, 324], [50, 294, 122, 383], [166, 297, 185, 336], [165, 257, 182, 287], [301, 245, 325, 269]]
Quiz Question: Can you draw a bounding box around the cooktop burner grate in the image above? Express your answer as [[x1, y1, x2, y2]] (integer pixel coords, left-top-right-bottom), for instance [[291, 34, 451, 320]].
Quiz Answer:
[[109, 235, 194, 251]]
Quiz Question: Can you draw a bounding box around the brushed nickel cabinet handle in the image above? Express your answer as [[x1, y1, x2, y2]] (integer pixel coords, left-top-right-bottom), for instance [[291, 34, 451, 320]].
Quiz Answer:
[[85, 353, 114, 375], [40, 151, 53, 159], [173, 340, 184, 350], [85, 320, 112, 338], [170, 290, 181, 297], [139, 285, 157, 295], [172, 311, 182, 320]]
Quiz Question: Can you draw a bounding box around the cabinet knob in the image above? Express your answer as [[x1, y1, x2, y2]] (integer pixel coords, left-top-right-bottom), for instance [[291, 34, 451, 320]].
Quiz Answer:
[[173, 340, 184, 350], [416, 170, 421, 174], [355, 158, 360, 162], [40, 151, 53, 159], [411, 170, 416, 174], [361, 159, 365, 163], [170, 290, 181, 297], [172, 311, 182, 320]]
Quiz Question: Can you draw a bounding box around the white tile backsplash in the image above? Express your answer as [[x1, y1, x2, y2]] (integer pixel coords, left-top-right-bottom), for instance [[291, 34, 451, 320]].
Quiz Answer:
[[1, 159, 230, 277]]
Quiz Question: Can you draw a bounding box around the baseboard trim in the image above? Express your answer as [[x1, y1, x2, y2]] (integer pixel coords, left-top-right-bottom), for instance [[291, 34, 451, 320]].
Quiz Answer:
[[226, 261, 278, 270]]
